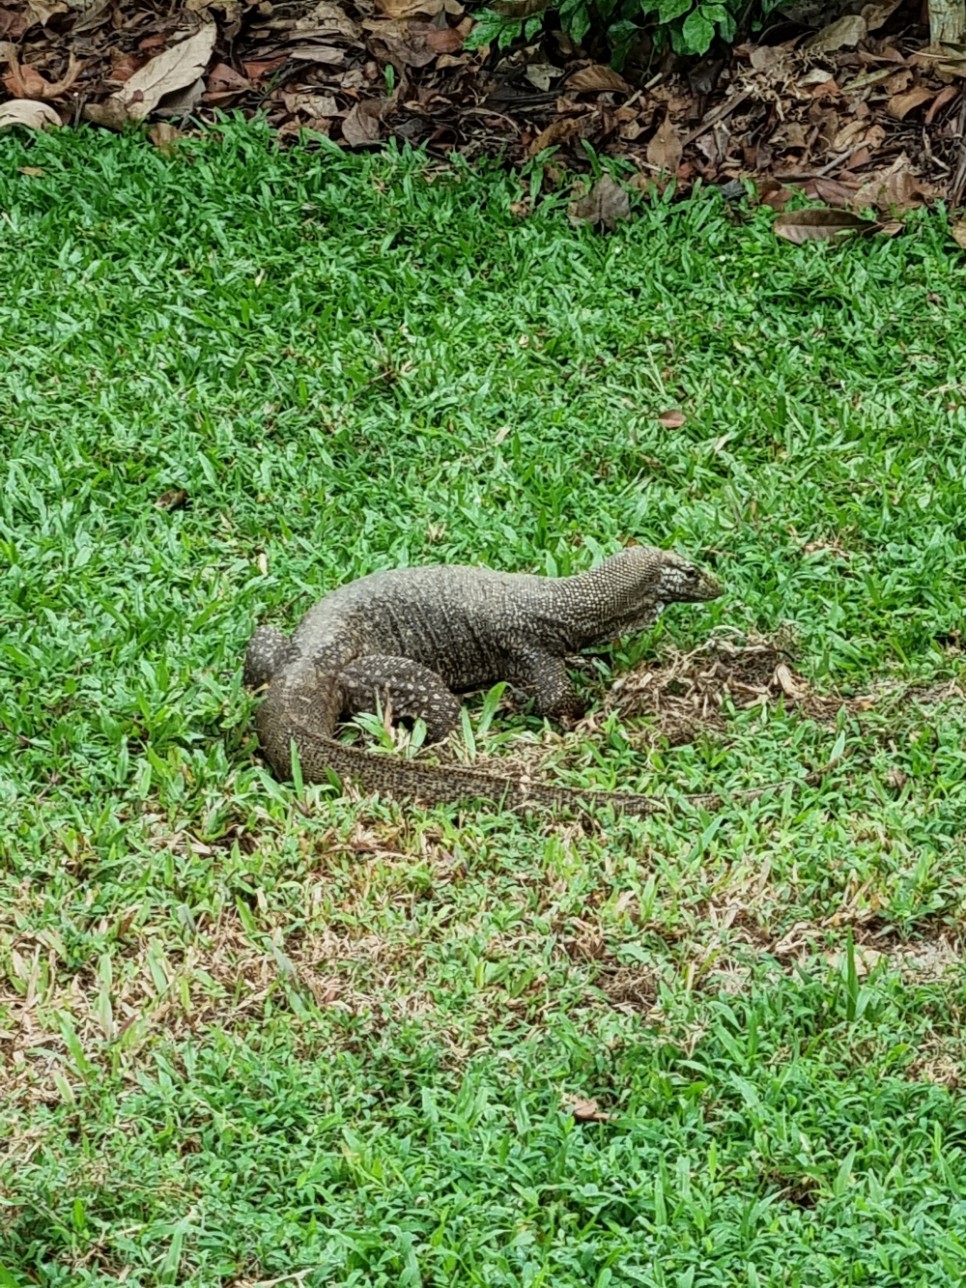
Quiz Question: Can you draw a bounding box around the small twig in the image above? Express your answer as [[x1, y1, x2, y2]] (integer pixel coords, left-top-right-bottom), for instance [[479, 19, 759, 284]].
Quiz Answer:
[[949, 86, 966, 207], [681, 91, 750, 147]]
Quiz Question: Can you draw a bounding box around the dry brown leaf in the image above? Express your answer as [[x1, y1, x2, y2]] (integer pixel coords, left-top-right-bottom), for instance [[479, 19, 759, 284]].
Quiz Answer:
[[341, 97, 387, 147], [110, 51, 147, 82], [154, 487, 189, 510], [951, 220, 966, 249], [775, 663, 805, 700], [832, 119, 868, 150], [773, 208, 880, 243], [0, 97, 59, 129], [805, 14, 867, 52], [887, 87, 936, 119], [750, 42, 791, 72], [0, 7, 29, 38], [375, 0, 444, 14], [861, 0, 903, 30], [854, 156, 934, 212], [646, 114, 682, 175], [756, 179, 794, 211], [563, 1096, 612, 1122], [154, 76, 206, 117], [148, 122, 184, 154], [243, 57, 288, 79], [658, 408, 686, 428], [94, 25, 217, 125], [2, 64, 45, 98], [810, 177, 861, 207], [426, 25, 465, 53], [25, 0, 67, 25], [365, 18, 436, 67], [926, 84, 959, 123], [206, 62, 251, 94], [528, 116, 580, 156], [568, 174, 630, 230], [294, 1, 363, 40], [524, 61, 555, 90], [566, 64, 631, 94], [884, 67, 912, 94], [285, 91, 341, 117]]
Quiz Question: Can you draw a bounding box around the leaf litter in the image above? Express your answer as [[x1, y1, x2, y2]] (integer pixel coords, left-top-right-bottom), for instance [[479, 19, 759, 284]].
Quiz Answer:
[[1, 0, 965, 219]]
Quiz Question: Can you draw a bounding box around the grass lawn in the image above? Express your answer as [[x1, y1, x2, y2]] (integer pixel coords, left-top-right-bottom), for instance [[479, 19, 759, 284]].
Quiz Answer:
[[2, 121, 966, 1286]]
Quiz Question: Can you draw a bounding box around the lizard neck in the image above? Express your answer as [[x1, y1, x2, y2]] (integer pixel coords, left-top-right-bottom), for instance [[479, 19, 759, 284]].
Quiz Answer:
[[542, 554, 663, 651]]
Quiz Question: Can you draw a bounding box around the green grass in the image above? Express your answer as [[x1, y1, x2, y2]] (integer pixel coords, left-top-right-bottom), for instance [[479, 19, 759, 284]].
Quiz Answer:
[[1, 120, 965, 1286]]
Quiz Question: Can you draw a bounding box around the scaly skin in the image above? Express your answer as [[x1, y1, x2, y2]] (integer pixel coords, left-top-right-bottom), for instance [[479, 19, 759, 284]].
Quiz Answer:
[[245, 546, 724, 815]]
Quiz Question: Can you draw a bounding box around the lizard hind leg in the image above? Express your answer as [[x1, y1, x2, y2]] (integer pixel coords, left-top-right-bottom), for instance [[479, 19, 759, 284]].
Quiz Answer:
[[244, 627, 298, 689], [339, 654, 462, 744]]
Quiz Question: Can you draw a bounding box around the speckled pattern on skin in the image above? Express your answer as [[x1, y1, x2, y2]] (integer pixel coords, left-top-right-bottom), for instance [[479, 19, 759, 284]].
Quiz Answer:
[[244, 547, 724, 815]]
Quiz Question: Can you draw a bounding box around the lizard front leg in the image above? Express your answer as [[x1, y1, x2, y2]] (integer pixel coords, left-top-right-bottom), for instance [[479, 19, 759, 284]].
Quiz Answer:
[[509, 649, 585, 725]]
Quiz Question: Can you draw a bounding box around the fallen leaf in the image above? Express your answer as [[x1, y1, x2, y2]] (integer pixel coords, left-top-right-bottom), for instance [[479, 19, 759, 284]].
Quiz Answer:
[[375, 0, 444, 14], [568, 174, 630, 231], [756, 178, 794, 211], [528, 116, 580, 156], [884, 67, 912, 94], [805, 14, 867, 53], [861, 0, 902, 30], [25, 0, 67, 25], [285, 44, 348, 65], [97, 24, 217, 125], [154, 488, 189, 510], [799, 67, 835, 87], [341, 97, 387, 147], [771, 121, 808, 150], [646, 114, 682, 175], [562, 1096, 612, 1122], [154, 76, 205, 117], [887, 87, 935, 119], [566, 64, 631, 94], [832, 118, 868, 150], [365, 18, 436, 67], [854, 155, 935, 212], [750, 42, 791, 72], [0, 97, 60, 129], [148, 122, 184, 153], [774, 663, 805, 700], [285, 91, 341, 117], [926, 84, 959, 123], [773, 208, 881, 243], [206, 61, 250, 94], [950, 219, 966, 248], [243, 57, 288, 79], [2, 63, 48, 97], [810, 177, 861, 207], [658, 408, 686, 428], [426, 25, 465, 53], [293, 1, 363, 40], [110, 51, 147, 83], [524, 61, 556, 90]]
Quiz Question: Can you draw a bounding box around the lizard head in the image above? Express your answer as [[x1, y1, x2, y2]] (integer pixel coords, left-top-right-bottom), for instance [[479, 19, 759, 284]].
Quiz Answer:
[[651, 547, 723, 604], [569, 545, 722, 648]]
